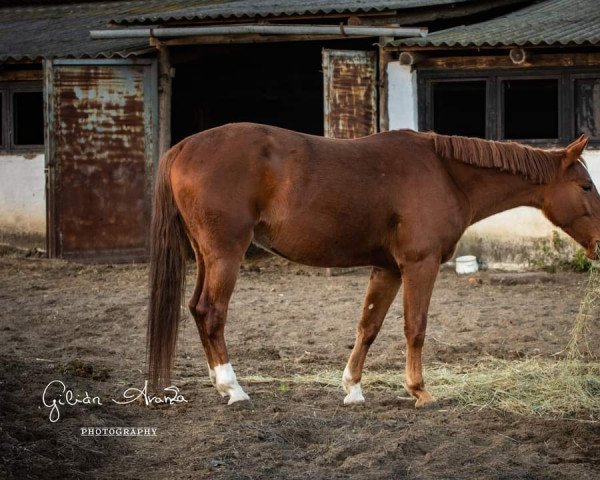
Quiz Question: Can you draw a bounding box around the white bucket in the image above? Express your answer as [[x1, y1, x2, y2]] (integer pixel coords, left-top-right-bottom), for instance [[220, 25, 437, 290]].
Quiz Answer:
[[455, 255, 479, 274]]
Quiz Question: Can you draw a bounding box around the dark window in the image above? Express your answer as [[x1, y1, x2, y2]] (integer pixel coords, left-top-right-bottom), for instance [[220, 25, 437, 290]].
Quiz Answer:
[[574, 78, 600, 140], [419, 68, 600, 146], [433, 81, 486, 137], [0, 82, 43, 152], [503, 79, 558, 140], [13, 91, 44, 145]]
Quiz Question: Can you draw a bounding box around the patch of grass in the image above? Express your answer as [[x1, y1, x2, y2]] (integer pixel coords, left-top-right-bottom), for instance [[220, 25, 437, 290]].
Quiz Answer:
[[242, 358, 600, 419], [528, 231, 593, 272], [277, 383, 290, 394], [570, 248, 594, 273]]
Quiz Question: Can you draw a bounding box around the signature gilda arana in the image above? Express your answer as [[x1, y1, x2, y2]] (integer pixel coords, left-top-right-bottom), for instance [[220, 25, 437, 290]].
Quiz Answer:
[[42, 380, 188, 423]]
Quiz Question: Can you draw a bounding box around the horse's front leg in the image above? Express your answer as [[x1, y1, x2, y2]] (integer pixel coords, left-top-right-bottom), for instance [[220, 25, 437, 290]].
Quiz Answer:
[[401, 256, 440, 408]]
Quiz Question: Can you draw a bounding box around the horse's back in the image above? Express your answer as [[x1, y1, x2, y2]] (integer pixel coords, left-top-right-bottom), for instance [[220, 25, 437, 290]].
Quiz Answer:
[[168, 123, 456, 268]]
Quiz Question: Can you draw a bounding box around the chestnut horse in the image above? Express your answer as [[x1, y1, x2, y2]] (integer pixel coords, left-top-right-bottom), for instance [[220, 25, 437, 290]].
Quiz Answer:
[[148, 123, 600, 407]]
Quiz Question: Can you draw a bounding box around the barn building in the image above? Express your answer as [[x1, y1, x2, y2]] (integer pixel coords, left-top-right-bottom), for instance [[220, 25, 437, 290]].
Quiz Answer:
[[0, 0, 598, 263]]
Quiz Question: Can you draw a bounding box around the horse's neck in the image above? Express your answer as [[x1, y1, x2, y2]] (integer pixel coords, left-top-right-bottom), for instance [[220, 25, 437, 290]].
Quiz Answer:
[[447, 159, 545, 225]]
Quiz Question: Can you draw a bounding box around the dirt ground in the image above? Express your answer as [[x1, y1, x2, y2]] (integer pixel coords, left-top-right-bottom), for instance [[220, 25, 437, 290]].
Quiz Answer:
[[1, 252, 599, 479]]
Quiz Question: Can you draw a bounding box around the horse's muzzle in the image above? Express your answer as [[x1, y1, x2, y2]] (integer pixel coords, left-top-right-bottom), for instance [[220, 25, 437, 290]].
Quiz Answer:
[[587, 240, 600, 260]]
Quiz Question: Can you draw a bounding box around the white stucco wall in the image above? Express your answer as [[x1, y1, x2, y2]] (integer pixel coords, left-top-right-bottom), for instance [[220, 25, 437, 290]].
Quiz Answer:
[[388, 62, 418, 130], [386, 60, 600, 241], [0, 153, 46, 243], [467, 150, 600, 239]]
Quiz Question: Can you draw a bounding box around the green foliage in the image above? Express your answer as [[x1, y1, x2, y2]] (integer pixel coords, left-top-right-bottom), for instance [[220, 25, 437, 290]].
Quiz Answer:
[[571, 248, 593, 273], [528, 231, 593, 272], [277, 383, 290, 394]]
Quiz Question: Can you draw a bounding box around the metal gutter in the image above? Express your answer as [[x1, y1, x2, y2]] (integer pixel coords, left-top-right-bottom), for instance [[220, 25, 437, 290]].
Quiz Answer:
[[90, 24, 428, 39]]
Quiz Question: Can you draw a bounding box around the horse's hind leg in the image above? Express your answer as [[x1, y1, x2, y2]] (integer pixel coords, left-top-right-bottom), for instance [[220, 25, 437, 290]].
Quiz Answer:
[[187, 242, 217, 387], [189, 234, 252, 405], [343, 267, 402, 404]]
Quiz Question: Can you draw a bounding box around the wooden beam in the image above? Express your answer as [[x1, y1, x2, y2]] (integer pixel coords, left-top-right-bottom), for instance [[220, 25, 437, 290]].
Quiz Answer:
[[0, 69, 42, 81], [157, 45, 171, 158], [379, 37, 394, 132], [414, 52, 600, 70]]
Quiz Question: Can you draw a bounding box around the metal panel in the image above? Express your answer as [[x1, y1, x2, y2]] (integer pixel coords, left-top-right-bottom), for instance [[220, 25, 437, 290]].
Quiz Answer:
[[45, 59, 157, 262], [115, 0, 469, 24], [322, 49, 377, 139], [390, 0, 600, 48]]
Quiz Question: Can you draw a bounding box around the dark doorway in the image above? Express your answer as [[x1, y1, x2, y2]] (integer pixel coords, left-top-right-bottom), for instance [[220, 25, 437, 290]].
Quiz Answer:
[[171, 43, 325, 144]]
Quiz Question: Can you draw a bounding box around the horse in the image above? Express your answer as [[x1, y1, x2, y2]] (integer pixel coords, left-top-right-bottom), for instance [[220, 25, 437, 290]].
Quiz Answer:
[[147, 123, 600, 408]]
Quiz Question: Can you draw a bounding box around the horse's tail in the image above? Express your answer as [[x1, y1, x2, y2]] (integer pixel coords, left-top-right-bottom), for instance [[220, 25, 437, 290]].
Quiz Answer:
[[147, 144, 188, 388]]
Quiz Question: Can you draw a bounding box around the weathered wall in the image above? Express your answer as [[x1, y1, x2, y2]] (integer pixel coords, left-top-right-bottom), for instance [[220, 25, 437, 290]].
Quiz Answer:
[[463, 150, 600, 263], [387, 62, 418, 130], [387, 61, 600, 262], [0, 154, 45, 248]]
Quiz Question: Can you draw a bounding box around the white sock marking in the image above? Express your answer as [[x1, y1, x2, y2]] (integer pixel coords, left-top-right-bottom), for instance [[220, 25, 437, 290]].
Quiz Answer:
[[213, 363, 250, 404], [342, 366, 365, 405]]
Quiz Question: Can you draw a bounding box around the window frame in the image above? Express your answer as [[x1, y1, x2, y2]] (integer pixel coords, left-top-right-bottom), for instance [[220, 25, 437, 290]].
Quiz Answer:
[[418, 67, 600, 147], [497, 74, 562, 144], [570, 72, 600, 142], [425, 77, 490, 138], [0, 81, 44, 154]]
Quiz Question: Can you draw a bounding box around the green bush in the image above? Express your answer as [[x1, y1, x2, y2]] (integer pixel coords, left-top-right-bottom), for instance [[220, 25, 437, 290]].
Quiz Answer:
[[528, 231, 593, 273]]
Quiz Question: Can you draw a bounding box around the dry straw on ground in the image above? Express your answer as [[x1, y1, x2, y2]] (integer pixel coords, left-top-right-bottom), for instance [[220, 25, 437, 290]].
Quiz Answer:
[[567, 246, 600, 360], [242, 250, 600, 419], [243, 357, 600, 419]]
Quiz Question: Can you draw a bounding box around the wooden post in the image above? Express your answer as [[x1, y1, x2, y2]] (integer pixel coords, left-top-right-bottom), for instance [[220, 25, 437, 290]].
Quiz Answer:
[[157, 45, 172, 158], [378, 37, 393, 132]]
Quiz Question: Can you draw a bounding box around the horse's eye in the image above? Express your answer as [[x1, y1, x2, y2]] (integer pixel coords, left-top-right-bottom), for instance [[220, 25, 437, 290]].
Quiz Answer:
[[582, 184, 593, 192]]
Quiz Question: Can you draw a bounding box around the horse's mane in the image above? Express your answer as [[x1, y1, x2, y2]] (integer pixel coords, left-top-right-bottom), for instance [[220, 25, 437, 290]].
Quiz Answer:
[[431, 133, 564, 184]]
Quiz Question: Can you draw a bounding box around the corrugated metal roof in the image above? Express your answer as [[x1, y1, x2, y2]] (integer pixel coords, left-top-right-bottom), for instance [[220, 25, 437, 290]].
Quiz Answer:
[[0, 1, 164, 61], [389, 0, 600, 48], [114, 0, 470, 24], [0, 0, 481, 61]]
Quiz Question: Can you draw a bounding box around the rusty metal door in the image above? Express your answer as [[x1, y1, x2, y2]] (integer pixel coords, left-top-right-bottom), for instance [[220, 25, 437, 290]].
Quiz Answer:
[[322, 49, 377, 139], [45, 59, 157, 262]]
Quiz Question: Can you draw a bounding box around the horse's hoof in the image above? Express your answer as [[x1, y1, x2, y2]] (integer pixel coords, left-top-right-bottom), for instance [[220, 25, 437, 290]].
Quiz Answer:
[[343, 390, 365, 405], [227, 388, 250, 405], [414, 391, 434, 409], [228, 397, 252, 409]]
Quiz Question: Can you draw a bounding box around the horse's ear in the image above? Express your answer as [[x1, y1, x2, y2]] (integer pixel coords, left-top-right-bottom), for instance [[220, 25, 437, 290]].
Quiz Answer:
[[563, 135, 589, 168]]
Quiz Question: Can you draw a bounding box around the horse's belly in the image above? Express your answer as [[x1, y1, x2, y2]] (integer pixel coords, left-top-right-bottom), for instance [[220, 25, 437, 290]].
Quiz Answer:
[[252, 220, 388, 268]]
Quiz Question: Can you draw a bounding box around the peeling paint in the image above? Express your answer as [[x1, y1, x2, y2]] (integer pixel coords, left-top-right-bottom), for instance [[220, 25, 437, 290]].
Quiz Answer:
[[323, 49, 377, 139], [48, 62, 155, 261]]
